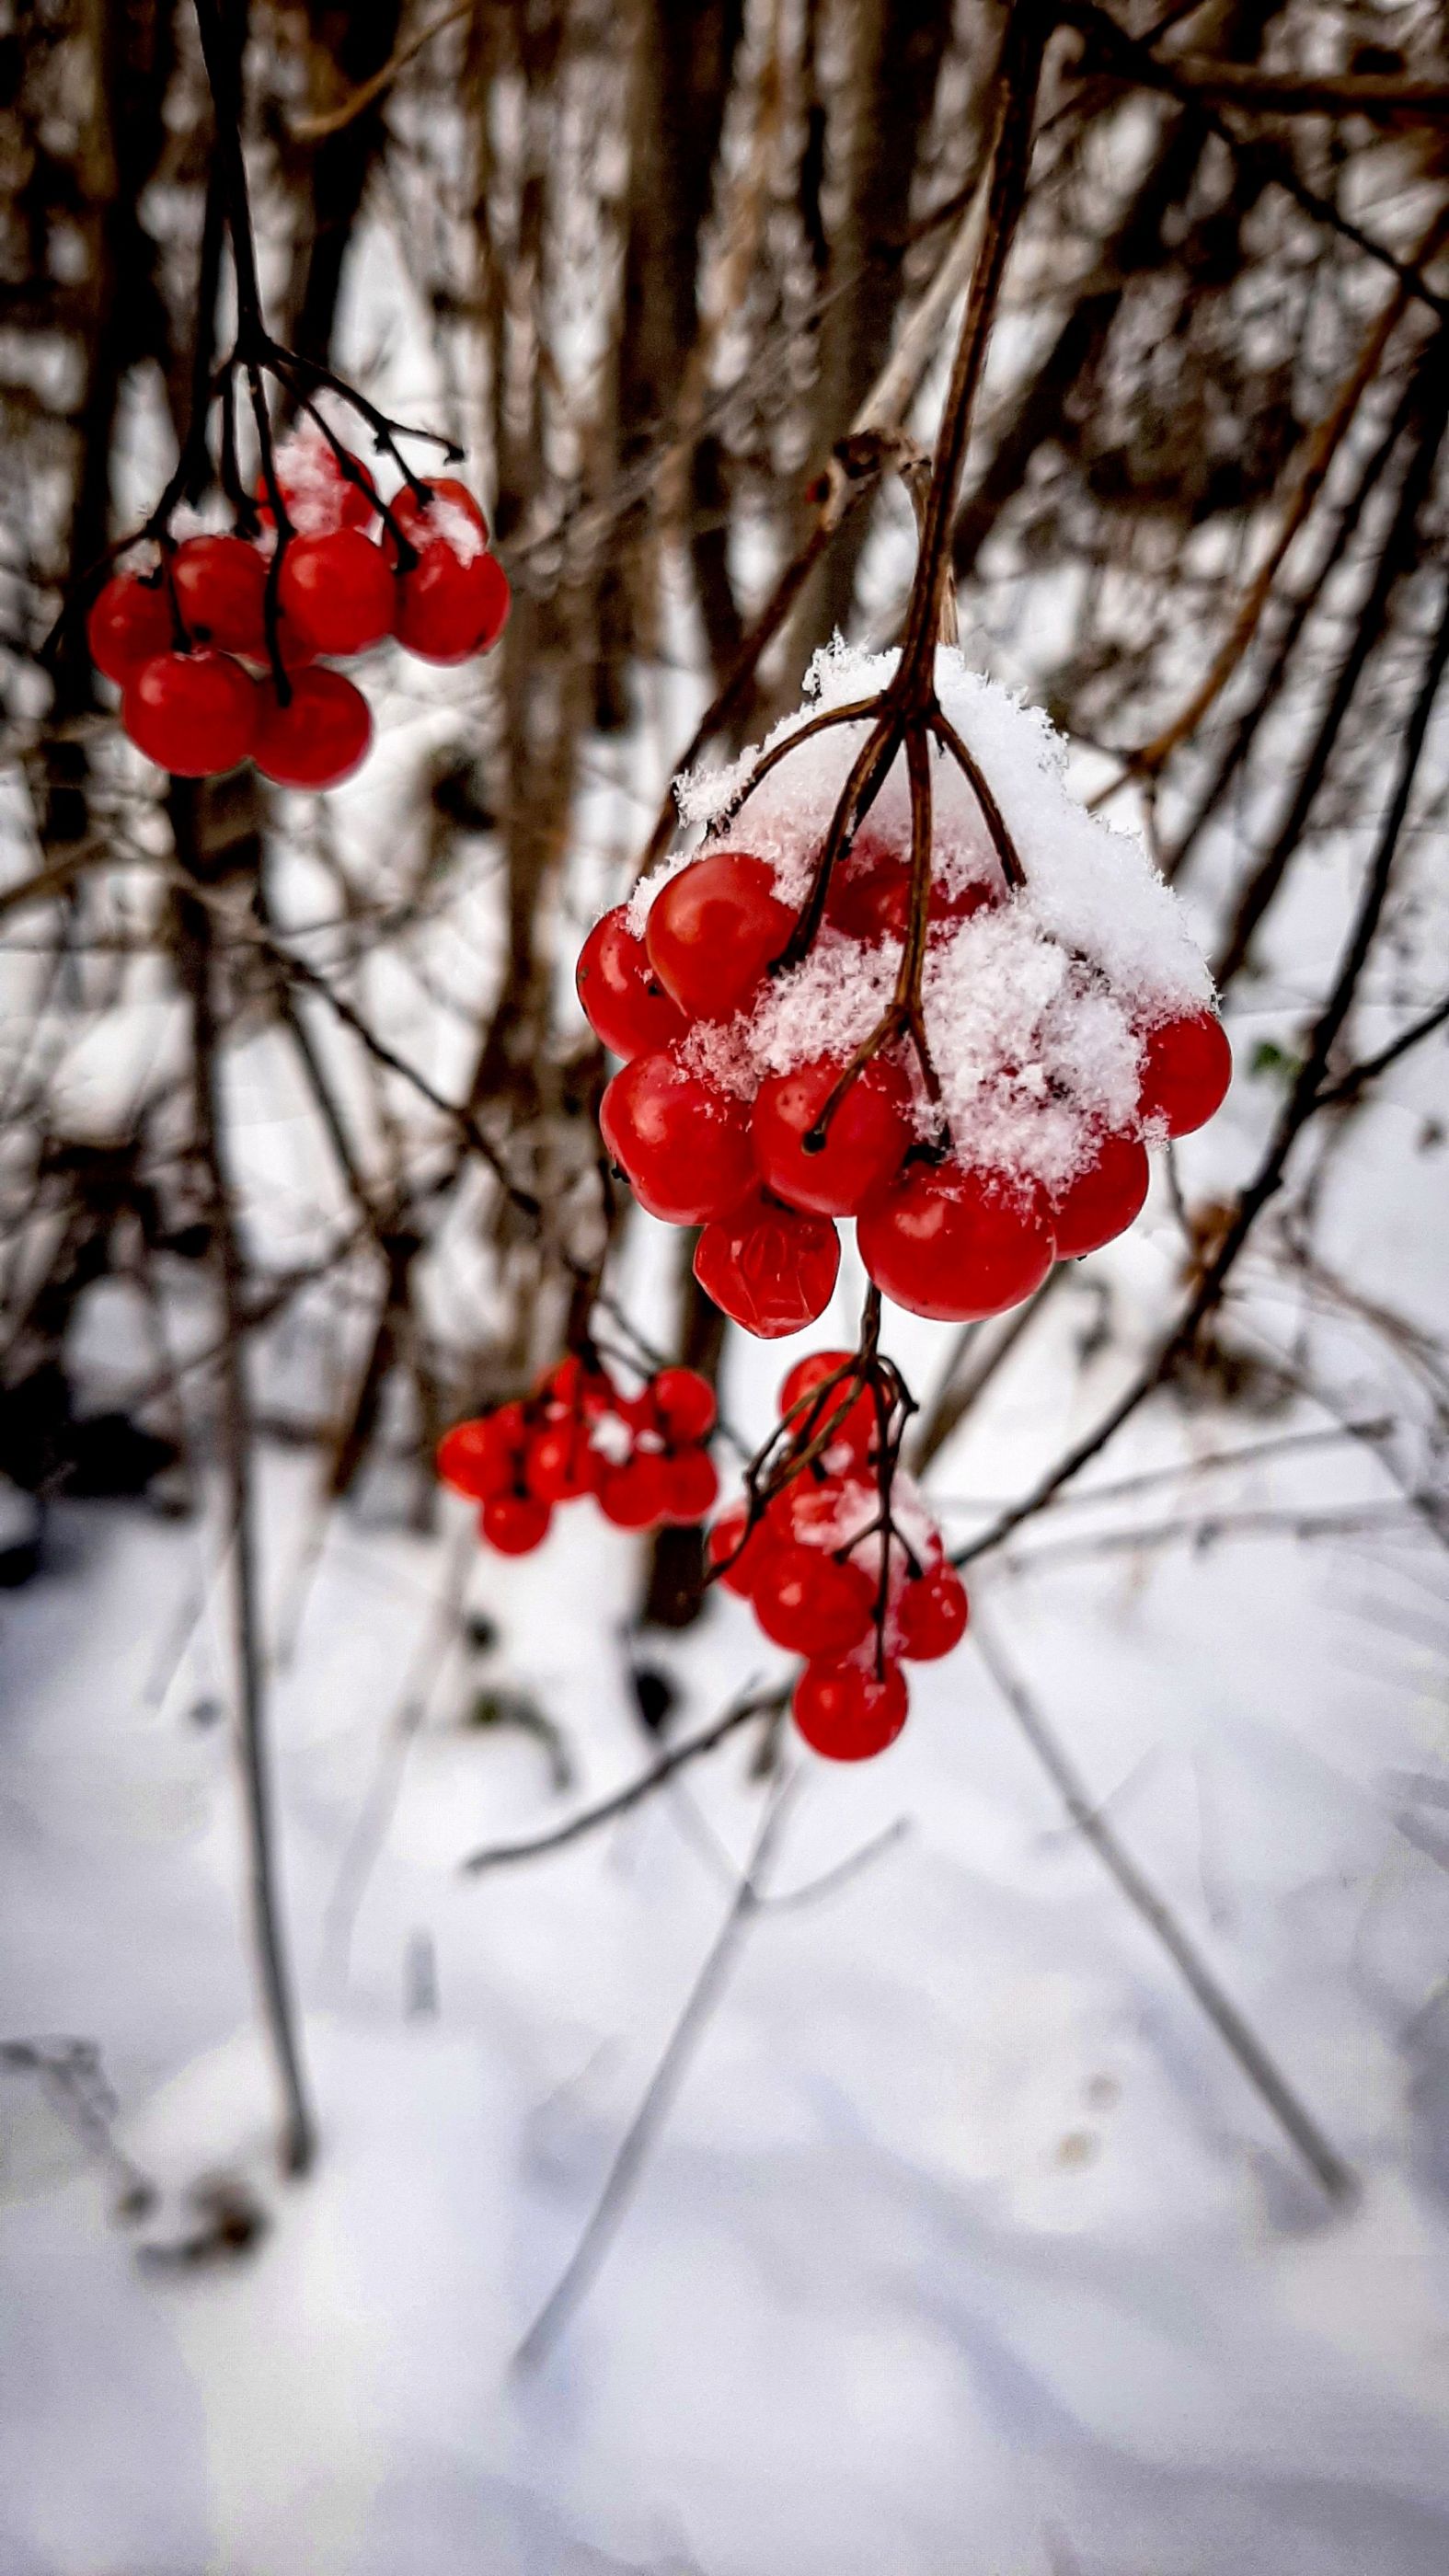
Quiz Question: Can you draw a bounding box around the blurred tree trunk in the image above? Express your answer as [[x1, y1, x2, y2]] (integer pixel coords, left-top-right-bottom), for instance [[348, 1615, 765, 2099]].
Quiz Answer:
[[781, 0, 953, 683], [280, 0, 407, 364]]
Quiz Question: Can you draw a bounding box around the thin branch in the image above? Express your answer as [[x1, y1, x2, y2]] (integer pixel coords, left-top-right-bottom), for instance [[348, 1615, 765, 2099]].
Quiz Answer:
[[459, 1685, 788, 1873], [290, 0, 473, 141], [972, 1605, 1356, 2202], [513, 1772, 798, 2373]]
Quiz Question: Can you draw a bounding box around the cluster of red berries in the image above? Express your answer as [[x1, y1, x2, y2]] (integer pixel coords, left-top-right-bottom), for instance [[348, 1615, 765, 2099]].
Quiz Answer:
[[707, 1351, 969, 1762], [435, 1355, 719, 1555], [86, 439, 510, 788], [578, 842, 1232, 1335]]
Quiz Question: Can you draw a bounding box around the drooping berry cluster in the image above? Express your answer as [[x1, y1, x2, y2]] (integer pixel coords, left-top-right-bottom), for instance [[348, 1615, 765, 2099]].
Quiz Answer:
[[578, 648, 1233, 1338], [707, 1350, 967, 1761], [86, 430, 510, 788], [436, 1355, 719, 1555]]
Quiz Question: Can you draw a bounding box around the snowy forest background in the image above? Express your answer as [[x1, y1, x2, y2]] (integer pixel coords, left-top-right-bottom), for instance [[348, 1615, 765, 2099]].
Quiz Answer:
[[3, 1, 1449, 2569]]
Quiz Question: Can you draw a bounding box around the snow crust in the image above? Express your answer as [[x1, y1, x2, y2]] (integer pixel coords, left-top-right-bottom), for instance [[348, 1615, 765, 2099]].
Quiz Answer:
[[645, 644, 1214, 1190]]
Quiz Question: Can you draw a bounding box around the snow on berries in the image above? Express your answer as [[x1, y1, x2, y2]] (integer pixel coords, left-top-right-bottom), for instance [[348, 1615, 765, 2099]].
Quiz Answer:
[[85, 424, 511, 789], [579, 641, 1232, 1334], [436, 1356, 719, 1555], [707, 1350, 968, 1763]]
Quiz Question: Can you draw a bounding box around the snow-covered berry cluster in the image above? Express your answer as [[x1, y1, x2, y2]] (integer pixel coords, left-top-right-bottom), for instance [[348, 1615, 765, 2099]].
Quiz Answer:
[[707, 1351, 967, 1761], [436, 1356, 719, 1556], [579, 645, 1231, 1335], [86, 429, 510, 788]]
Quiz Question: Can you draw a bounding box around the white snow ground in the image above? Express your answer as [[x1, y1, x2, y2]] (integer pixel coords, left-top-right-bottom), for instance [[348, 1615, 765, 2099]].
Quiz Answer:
[[5, 157, 1449, 2576], [4, 1060, 1449, 2575]]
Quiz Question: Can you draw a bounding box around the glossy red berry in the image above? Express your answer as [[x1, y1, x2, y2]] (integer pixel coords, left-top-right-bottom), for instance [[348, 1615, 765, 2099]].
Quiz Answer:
[[1051, 1133, 1150, 1259], [693, 1192, 840, 1339], [387, 477, 489, 549], [576, 906, 689, 1059], [827, 848, 996, 943], [395, 544, 506, 662], [253, 669, 373, 789], [481, 1491, 552, 1554], [660, 1444, 719, 1524], [1136, 1010, 1232, 1137], [895, 1562, 969, 1662], [278, 529, 395, 657], [86, 573, 174, 686], [792, 1658, 908, 1761], [751, 1052, 914, 1216], [857, 1161, 1055, 1322], [600, 1052, 754, 1224], [596, 1452, 670, 1530], [170, 535, 268, 656], [436, 1416, 517, 1500], [752, 1542, 875, 1658], [649, 1366, 718, 1443], [645, 851, 795, 1019], [776, 1351, 876, 1459], [255, 443, 376, 533], [706, 1503, 778, 1598], [524, 1420, 595, 1503], [121, 651, 257, 777]]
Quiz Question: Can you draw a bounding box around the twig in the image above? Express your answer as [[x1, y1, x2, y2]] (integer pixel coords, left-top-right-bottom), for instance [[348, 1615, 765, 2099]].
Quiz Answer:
[[512, 1771, 798, 2372], [972, 1604, 1357, 2202], [177, 858, 316, 2177], [460, 1684, 788, 1873], [1314, 990, 1449, 1110], [289, 0, 473, 141]]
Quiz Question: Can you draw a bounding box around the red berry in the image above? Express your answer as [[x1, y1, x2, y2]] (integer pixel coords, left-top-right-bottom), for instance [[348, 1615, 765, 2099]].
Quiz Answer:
[[752, 1541, 875, 1658], [386, 477, 489, 549], [237, 610, 319, 675], [86, 572, 174, 685], [278, 529, 394, 658], [395, 544, 505, 663], [480, 1491, 552, 1555], [253, 668, 372, 789], [895, 1562, 969, 1662], [706, 1503, 778, 1598], [121, 651, 257, 777], [436, 1417, 516, 1500], [596, 1452, 670, 1529], [751, 1053, 914, 1217], [536, 1354, 615, 1420], [1136, 1010, 1232, 1138], [170, 535, 268, 656], [600, 1051, 754, 1224], [693, 1193, 840, 1338], [525, 1420, 594, 1503], [827, 847, 996, 943], [487, 1400, 530, 1457], [1051, 1133, 1150, 1259], [576, 906, 689, 1059], [857, 1162, 1055, 1322], [645, 851, 795, 1019], [659, 1444, 719, 1524], [255, 441, 376, 534], [776, 1351, 875, 1458], [792, 1658, 908, 1761], [649, 1366, 717, 1443]]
